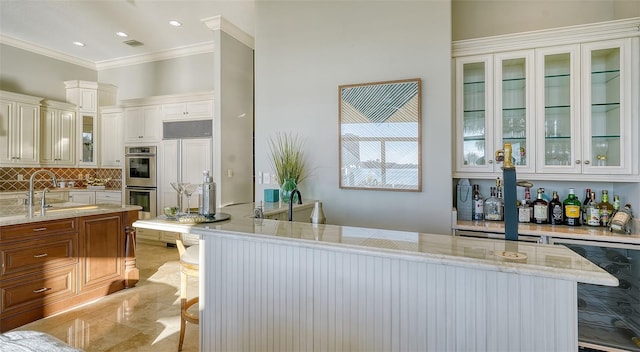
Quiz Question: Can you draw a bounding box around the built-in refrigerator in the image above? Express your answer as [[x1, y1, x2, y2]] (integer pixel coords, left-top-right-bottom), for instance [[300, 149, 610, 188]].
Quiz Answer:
[[160, 120, 213, 212]]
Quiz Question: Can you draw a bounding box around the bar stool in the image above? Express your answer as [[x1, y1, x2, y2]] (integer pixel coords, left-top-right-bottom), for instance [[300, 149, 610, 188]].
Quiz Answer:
[[176, 234, 199, 351]]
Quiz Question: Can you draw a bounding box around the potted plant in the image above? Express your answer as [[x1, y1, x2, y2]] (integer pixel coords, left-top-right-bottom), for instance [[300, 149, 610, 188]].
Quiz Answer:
[[268, 132, 307, 203]]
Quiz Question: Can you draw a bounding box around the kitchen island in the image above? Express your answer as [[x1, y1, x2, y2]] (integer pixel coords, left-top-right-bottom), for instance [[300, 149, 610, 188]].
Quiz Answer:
[[0, 203, 141, 332], [134, 203, 617, 352]]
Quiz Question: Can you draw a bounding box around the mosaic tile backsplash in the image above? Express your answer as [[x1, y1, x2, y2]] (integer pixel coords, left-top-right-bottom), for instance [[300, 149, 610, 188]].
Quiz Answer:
[[0, 167, 123, 191]]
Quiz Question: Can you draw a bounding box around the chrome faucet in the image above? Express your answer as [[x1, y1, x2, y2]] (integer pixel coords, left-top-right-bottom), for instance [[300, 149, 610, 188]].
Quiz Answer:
[[288, 189, 302, 221], [29, 170, 57, 216]]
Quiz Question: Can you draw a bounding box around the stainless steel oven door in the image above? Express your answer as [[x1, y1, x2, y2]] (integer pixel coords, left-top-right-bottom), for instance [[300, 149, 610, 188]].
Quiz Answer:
[[125, 154, 157, 187], [126, 187, 157, 218]]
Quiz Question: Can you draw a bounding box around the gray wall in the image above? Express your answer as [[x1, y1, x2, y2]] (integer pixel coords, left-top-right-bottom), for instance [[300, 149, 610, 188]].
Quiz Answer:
[[98, 53, 215, 101], [254, 0, 453, 234], [0, 44, 96, 101], [453, 0, 640, 40]]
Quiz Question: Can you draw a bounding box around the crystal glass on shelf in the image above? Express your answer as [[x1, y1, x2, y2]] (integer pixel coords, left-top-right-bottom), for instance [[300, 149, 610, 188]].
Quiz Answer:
[[182, 183, 199, 214], [594, 141, 608, 166]]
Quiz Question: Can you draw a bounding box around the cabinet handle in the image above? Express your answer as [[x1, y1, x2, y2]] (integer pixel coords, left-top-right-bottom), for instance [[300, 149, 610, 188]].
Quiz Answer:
[[32, 227, 48, 232], [488, 160, 494, 164], [583, 160, 590, 165], [33, 253, 48, 258], [576, 160, 582, 164], [33, 287, 51, 293]]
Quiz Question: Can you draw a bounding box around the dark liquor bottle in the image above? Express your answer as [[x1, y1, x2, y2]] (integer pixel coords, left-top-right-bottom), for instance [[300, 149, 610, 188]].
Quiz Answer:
[[532, 188, 548, 224], [582, 188, 591, 224], [472, 184, 484, 221], [599, 190, 613, 227], [563, 188, 581, 226], [548, 191, 563, 225]]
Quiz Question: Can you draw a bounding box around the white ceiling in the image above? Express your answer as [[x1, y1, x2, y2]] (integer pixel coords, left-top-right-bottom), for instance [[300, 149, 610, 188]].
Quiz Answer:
[[0, 0, 255, 67]]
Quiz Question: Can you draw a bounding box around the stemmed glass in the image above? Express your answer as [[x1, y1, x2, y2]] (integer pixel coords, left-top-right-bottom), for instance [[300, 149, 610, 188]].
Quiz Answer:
[[170, 182, 185, 213], [181, 183, 199, 214], [594, 141, 608, 167]]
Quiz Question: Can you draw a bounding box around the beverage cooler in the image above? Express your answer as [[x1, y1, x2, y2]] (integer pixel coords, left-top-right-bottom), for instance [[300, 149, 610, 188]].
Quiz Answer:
[[553, 238, 640, 352]]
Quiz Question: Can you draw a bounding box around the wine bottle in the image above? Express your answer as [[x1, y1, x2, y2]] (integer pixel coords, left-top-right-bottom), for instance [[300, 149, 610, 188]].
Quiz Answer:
[[548, 191, 563, 225], [472, 184, 484, 221], [586, 191, 600, 227], [563, 188, 581, 226], [582, 188, 591, 224]]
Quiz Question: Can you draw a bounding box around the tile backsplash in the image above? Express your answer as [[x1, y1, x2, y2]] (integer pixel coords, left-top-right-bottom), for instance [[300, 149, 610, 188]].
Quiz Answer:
[[0, 167, 122, 191]]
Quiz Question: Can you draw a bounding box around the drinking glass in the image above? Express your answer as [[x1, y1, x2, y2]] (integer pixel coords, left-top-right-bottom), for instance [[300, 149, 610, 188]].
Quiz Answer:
[[170, 182, 185, 212], [594, 141, 608, 166], [182, 183, 199, 214]]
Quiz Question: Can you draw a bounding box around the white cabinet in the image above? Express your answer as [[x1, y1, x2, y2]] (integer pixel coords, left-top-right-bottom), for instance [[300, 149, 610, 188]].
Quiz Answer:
[[162, 100, 213, 120], [68, 191, 95, 204], [0, 91, 41, 166], [77, 113, 98, 167], [40, 100, 76, 166], [535, 39, 636, 176], [160, 138, 212, 212], [100, 107, 124, 168], [124, 106, 162, 142], [96, 191, 122, 205], [455, 51, 535, 174], [64, 81, 117, 113], [454, 21, 639, 181]]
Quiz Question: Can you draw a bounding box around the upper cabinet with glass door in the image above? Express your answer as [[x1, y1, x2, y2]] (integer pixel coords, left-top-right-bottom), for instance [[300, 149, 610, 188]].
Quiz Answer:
[[536, 39, 635, 176], [455, 55, 494, 173]]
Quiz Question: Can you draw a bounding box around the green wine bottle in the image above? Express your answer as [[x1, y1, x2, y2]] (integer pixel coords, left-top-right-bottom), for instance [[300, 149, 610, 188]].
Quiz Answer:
[[563, 188, 581, 226]]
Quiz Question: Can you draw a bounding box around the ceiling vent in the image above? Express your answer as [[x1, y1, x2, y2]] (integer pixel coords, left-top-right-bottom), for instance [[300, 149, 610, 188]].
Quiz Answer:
[[123, 40, 144, 47]]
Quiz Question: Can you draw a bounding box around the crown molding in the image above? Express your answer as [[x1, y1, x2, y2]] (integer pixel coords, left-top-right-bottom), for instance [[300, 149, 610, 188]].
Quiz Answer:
[[453, 17, 640, 57], [0, 34, 97, 70], [95, 42, 215, 70], [202, 15, 255, 49]]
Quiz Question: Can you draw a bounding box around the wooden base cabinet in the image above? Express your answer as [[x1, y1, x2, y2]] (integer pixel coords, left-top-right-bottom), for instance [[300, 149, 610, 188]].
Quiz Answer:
[[0, 210, 137, 332]]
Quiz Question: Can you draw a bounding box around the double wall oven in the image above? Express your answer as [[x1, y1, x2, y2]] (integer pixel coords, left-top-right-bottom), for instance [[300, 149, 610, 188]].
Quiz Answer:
[[125, 146, 157, 218]]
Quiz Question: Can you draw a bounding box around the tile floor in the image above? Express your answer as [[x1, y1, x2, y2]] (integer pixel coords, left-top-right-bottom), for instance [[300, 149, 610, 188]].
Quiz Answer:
[[12, 243, 199, 351]]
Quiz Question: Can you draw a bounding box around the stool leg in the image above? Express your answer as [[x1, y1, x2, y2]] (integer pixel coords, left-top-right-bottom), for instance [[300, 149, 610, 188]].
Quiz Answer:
[[179, 270, 187, 351]]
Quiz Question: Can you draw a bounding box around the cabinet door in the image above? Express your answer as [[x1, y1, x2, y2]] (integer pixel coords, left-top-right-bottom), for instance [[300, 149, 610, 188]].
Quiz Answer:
[[100, 111, 124, 167], [77, 113, 98, 167], [68, 191, 95, 204], [78, 88, 97, 112], [455, 55, 495, 173], [78, 214, 123, 292], [2, 102, 40, 166], [182, 138, 212, 184], [494, 50, 535, 173], [95, 191, 122, 205], [124, 106, 161, 142], [160, 139, 180, 210], [40, 108, 75, 166], [163, 100, 213, 120], [536, 45, 581, 174], [581, 39, 632, 175]]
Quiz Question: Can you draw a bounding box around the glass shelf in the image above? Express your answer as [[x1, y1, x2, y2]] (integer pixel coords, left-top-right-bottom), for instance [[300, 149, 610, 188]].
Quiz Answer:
[[463, 80, 486, 86], [591, 69, 621, 84], [592, 103, 621, 113]]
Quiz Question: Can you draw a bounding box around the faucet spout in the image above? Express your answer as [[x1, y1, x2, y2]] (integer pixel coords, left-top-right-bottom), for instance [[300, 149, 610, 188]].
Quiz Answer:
[[288, 189, 302, 221], [29, 170, 57, 215]]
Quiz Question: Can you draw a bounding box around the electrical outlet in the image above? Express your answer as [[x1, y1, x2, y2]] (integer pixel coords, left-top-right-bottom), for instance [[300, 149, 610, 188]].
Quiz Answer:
[[258, 172, 263, 184], [17, 174, 23, 181], [263, 173, 271, 185], [227, 169, 233, 178]]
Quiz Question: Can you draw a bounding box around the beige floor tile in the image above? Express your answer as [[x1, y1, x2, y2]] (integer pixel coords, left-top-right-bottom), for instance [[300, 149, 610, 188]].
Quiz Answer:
[[12, 243, 198, 352]]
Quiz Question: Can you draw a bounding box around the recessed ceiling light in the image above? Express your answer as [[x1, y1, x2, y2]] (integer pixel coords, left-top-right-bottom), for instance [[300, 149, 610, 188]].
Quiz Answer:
[[169, 20, 182, 27], [73, 41, 85, 47], [116, 31, 129, 37]]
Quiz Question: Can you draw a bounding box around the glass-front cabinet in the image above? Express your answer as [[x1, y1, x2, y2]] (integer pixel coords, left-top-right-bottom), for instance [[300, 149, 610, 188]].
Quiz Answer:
[[536, 39, 632, 175], [456, 55, 494, 173], [77, 113, 98, 167], [455, 51, 534, 174]]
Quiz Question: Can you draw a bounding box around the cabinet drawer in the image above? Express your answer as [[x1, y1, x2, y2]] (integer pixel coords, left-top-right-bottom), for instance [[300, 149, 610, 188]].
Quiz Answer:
[[1, 266, 76, 315], [0, 219, 76, 242], [95, 192, 121, 204], [2, 233, 77, 276]]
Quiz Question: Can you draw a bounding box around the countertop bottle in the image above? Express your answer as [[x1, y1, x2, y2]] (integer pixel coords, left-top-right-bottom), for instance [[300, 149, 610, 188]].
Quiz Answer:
[[199, 170, 216, 217], [472, 184, 484, 221], [582, 188, 591, 224], [609, 203, 633, 234], [563, 188, 581, 226], [548, 191, 563, 225], [598, 190, 613, 227], [532, 188, 548, 224], [586, 191, 600, 226], [484, 186, 502, 221]]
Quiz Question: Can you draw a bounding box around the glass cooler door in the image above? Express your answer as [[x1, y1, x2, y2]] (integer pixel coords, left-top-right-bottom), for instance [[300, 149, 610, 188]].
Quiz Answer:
[[554, 238, 640, 351]]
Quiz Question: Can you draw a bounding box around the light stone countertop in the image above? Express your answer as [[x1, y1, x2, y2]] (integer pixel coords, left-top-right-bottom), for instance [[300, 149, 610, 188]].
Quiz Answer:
[[0, 203, 141, 226], [454, 220, 640, 245], [133, 203, 619, 287]]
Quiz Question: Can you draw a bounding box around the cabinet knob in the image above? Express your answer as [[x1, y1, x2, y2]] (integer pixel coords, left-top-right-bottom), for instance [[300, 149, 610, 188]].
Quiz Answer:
[[488, 160, 494, 164], [576, 160, 582, 164]]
